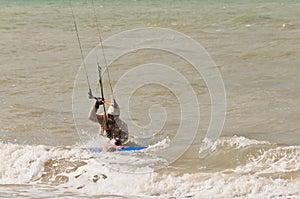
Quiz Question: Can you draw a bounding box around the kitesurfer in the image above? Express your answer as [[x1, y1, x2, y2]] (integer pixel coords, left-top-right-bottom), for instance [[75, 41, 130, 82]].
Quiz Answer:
[[88, 98, 128, 146]]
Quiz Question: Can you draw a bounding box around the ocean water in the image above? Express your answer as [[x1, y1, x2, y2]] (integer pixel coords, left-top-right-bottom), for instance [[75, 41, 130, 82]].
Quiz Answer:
[[1, 0, 300, 198]]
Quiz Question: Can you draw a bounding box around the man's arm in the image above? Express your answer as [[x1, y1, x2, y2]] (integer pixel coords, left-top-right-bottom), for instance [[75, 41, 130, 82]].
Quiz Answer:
[[88, 99, 104, 123], [88, 105, 98, 123]]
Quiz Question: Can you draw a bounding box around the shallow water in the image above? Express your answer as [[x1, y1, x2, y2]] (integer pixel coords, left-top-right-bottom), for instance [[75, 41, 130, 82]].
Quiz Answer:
[[1, 0, 300, 198]]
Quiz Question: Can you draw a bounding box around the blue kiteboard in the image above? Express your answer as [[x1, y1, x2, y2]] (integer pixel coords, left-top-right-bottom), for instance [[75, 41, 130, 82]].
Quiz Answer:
[[88, 146, 148, 152]]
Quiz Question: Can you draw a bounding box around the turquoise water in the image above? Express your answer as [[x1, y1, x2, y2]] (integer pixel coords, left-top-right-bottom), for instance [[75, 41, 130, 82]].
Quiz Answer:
[[0, 0, 300, 198]]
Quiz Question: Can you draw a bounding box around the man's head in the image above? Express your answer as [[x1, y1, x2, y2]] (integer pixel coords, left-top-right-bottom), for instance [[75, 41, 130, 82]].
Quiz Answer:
[[107, 105, 120, 116]]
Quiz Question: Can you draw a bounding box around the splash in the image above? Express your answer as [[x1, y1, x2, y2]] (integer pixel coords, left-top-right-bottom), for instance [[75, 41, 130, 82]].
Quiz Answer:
[[1, 136, 300, 198]]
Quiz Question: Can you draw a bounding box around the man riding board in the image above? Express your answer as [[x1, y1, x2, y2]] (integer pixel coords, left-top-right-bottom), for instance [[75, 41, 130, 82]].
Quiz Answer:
[[88, 98, 128, 146]]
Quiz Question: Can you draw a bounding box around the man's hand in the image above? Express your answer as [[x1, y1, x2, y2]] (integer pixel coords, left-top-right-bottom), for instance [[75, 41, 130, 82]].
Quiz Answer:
[[115, 138, 122, 146], [95, 98, 104, 109]]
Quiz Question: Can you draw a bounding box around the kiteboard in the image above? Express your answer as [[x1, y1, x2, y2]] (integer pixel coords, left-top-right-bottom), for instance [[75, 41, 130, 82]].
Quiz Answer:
[[88, 145, 148, 152]]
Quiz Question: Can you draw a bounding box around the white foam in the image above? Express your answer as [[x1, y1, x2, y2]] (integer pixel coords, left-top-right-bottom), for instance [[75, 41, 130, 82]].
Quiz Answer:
[[0, 142, 91, 184], [0, 142, 50, 184], [1, 139, 300, 198], [82, 135, 110, 148], [199, 135, 271, 158], [225, 135, 271, 149], [145, 137, 170, 151], [63, 162, 300, 198], [234, 145, 300, 175]]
